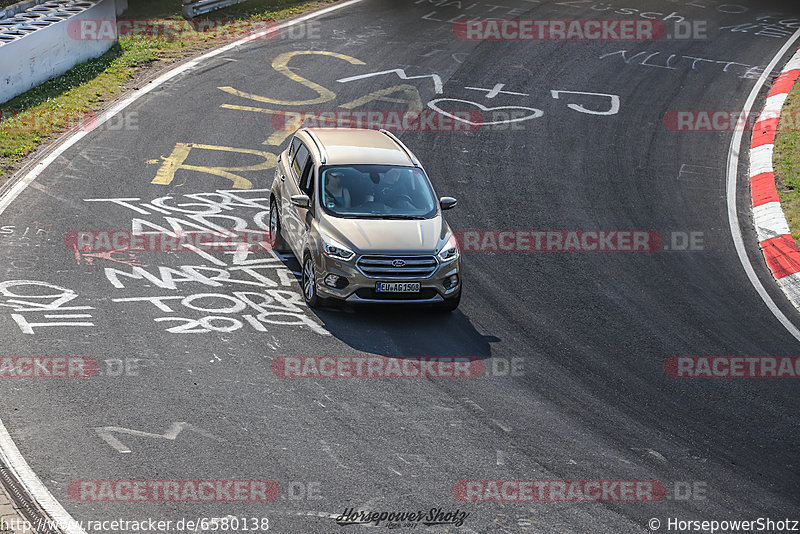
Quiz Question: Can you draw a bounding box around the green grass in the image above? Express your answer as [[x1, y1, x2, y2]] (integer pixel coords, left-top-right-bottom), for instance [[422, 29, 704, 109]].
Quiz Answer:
[[0, 0, 334, 178], [0, 37, 176, 173], [773, 81, 800, 244], [128, 0, 326, 20]]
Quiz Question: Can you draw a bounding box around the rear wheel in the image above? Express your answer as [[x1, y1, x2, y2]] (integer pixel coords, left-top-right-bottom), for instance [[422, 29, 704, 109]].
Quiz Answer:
[[268, 199, 289, 253]]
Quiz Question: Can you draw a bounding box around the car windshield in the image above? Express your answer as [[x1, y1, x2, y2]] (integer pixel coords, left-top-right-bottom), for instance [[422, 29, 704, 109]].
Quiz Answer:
[[319, 165, 438, 219]]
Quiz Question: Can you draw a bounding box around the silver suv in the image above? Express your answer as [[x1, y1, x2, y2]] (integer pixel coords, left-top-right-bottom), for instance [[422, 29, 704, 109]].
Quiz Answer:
[[268, 128, 461, 311]]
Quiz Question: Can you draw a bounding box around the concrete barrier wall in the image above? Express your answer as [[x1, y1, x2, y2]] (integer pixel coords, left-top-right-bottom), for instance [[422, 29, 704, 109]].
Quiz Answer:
[[0, 0, 120, 105]]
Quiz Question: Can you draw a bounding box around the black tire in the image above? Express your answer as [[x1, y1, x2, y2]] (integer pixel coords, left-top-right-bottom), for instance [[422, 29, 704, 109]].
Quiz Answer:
[[301, 254, 322, 308], [436, 290, 461, 312], [268, 198, 289, 253]]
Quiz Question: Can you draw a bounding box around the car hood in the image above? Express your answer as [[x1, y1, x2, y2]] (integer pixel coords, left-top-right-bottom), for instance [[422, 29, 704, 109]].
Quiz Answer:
[[320, 216, 447, 254]]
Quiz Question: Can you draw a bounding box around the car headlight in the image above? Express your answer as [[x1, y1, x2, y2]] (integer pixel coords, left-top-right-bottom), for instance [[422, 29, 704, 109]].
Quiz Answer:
[[322, 236, 355, 261], [438, 234, 459, 263]]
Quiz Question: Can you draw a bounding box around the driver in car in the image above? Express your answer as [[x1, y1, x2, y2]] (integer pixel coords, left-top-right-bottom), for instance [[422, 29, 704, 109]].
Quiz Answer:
[[373, 168, 415, 206]]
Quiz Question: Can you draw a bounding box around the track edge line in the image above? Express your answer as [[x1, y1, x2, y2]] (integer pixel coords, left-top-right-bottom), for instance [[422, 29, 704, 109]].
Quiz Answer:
[[727, 29, 800, 343]]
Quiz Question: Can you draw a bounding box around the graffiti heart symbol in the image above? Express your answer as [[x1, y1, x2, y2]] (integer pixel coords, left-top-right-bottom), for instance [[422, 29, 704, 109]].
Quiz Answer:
[[427, 98, 544, 126]]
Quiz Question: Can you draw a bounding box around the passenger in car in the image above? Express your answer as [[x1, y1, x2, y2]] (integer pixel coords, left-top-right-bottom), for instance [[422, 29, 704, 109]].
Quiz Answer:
[[324, 171, 351, 209]]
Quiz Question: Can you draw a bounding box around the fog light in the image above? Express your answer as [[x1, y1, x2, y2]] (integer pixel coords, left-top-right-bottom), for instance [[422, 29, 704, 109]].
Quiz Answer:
[[324, 274, 348, 289], [445, 274, 459, 290]]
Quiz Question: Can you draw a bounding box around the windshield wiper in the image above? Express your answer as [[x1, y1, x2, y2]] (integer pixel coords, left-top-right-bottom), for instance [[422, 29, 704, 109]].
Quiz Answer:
[[355, 214, 425, 220]]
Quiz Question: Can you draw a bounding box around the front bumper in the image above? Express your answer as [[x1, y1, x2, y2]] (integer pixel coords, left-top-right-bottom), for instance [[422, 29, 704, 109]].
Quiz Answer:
[[314, 253, 461, 304]]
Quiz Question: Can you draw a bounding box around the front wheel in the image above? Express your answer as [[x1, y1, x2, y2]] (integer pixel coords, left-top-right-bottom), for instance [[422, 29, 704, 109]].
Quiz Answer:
[[302, 254, 322, 308]]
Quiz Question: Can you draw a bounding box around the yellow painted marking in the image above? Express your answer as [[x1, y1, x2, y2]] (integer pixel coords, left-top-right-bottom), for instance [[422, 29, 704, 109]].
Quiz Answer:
[[338, 84, 423, 111], [221, 104, 354, 124], [265, 128, 296, 146], [218, 50, 365, 106], [151, 143, 277, 189], [219, 104, 354, 145], [220, 104, 280, 115], [217, 104, 301, 145], [152, 143, 192, 184]]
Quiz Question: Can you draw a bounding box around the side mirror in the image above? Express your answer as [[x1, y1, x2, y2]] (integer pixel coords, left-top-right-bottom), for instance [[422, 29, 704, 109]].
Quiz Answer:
[[439, 196, 457, 210], [290, 194, 311, 208]]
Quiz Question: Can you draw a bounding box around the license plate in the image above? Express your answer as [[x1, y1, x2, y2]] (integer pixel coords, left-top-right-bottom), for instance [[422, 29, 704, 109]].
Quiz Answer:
[[376, 282, 421, 293]]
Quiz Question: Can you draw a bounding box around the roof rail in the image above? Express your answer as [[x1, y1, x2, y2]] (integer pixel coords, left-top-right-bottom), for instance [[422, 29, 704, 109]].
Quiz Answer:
[[379, 129, 419, 166], [301, 128, 326, 164]]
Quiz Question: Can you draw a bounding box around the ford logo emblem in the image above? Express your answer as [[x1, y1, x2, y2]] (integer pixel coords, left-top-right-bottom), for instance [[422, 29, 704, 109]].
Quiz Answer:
[[392, 259, 406, 267]]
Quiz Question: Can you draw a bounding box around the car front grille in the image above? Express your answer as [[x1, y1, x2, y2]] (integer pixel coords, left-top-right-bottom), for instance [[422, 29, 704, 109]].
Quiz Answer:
[[356, 255, 438, 279]]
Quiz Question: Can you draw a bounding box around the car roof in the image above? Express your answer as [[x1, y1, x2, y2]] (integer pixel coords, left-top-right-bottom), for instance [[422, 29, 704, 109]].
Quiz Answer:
[[298, 128, 418, 166]]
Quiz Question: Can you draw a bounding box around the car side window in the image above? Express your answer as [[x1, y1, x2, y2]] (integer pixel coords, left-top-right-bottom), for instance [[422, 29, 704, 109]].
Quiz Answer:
[[288, 137, 301, 161], [299, 159, 314, 198], [291, 143, 310, 184]]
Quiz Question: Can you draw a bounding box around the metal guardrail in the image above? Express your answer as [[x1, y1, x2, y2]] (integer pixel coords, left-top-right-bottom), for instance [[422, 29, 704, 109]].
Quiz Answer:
[[182, 0, 248, 19]]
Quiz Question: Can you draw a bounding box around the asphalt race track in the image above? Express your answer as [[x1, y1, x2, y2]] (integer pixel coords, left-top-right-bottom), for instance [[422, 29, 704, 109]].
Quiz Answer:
[[1, 0, 800, 532]]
